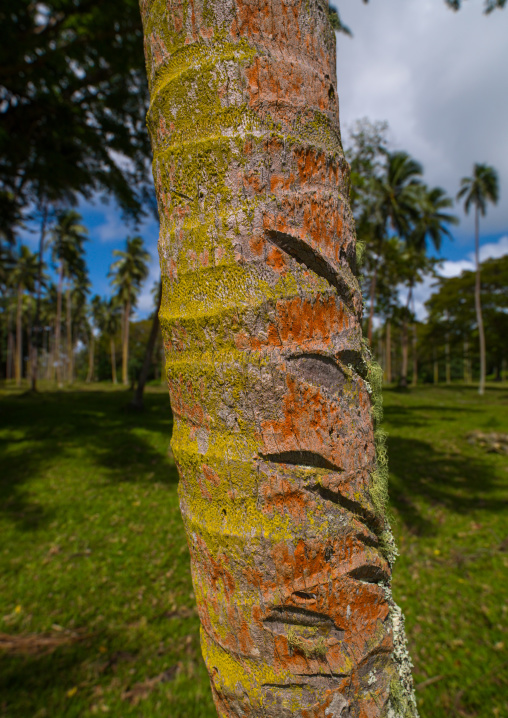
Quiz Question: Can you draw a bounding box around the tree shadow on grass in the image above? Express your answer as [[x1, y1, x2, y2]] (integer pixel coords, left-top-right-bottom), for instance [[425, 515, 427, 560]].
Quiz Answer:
[[387, 435, 506, 536], [0, 390, 177, 531]]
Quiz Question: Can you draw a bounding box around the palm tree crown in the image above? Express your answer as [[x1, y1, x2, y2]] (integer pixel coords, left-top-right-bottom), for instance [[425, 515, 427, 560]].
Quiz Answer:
[[109, 236, 150, 306], [50, 209, 88, 278], [457, 163, 499, 216]]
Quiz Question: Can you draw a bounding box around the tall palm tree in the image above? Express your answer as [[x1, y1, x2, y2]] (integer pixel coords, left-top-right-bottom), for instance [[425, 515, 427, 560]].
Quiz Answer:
[[109, 236, 150, 386], [366, 151, 423, 343], [103, 297, 122, 384], [402, 185, 458, 386], [50, 210, 88, 386], [457, 163, 499, 395], [10, 245, 39, 386]]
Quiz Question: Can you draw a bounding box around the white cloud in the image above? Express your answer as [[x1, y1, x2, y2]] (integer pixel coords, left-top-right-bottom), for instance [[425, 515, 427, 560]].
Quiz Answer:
[[406, 235, 508, 318], [337, 0, 508, 240]]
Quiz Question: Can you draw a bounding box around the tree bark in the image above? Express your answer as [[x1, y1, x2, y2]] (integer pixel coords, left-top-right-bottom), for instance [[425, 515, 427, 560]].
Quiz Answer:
[[139, 1, 418, 716], [474, 205, 486, 395], [411, 289, 417, 387], [110, 337, 117, 384], [54, 263, 64, 386], [66, 284, 73, 383], [463, 338, 469, 383], [368, 263, 377, 346], [15, 283, 23, 386], [445, 333, 451, 384], [130, 282, 162, 410], [385, 319, 392, 384], [433, 347, 439, 384], [31, 204, 48, 392], [86, 332, 95, 383], [122, 299, 130, 386]]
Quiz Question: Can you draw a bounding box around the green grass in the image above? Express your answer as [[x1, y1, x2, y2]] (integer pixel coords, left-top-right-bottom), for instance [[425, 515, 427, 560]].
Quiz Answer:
[[0, 382, 507, 717]]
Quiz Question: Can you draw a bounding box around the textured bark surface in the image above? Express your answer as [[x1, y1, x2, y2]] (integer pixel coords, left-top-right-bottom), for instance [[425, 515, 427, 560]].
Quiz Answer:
[[139, 0, 418, 715]]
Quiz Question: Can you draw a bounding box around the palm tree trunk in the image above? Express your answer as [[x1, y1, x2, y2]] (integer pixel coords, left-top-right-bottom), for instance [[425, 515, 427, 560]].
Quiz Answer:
[[368, 264, 378, 345], [475, 205, 486, 395], [66, 284, 73, 383], [139, 1, 417, 714], [463, 338, 469, 383], [110, 337, 117, 384], [6, 302, 14, 381], [86, 332, 95, 383], [411, 288, 417, 387], [31, 204, 48, 392], [15, 284, 23, 386], [384, 319, 391, 384], [400, 287, 412, 388], [445, 333, 451, 384], [122, 299, 130, 386], [54, 263, 64, 386], [130, 282, 162, 410]]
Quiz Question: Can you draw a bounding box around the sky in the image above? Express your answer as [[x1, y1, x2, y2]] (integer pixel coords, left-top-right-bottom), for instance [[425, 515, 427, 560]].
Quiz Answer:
[[21, 0, 508, 319]]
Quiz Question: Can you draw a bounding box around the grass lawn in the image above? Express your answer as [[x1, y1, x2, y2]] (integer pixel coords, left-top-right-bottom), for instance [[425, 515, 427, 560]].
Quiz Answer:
[[0, 382, 507, 717]]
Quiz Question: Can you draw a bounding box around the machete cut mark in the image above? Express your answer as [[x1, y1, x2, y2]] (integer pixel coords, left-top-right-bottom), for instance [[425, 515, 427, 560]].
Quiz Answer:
[[305, 481, 382, 536], [286, 353, 346, 394], [259, 450, 342, 473], [346, 564, 390, 585], [265, 228, 356, 313], [264, 605, 345, 637]]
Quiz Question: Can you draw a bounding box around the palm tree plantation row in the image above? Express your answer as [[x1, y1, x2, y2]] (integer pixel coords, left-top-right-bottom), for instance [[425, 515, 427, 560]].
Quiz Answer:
[[0, 120, 504, 395]]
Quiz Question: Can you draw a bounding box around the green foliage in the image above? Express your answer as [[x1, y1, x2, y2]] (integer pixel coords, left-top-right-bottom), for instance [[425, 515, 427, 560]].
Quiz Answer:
[[109, 237, 150, 310], [0, 0, 151, 233], [457, 163, 499, 217]]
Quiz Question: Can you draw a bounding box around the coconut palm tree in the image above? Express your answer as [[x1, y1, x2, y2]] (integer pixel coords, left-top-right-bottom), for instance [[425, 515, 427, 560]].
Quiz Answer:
[[10, 245, 40, 385], [457, 163, 499, 395], [402, 185, 458, 386], [50, 210, 88, 386], [365, 151, 423, 343], [109, 236, 150, 386]]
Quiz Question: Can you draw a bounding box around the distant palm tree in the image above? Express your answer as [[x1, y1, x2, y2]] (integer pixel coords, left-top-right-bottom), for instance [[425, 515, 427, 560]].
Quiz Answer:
[[403, 186, 458, 386], [10, 245, 39, 385], [103, 297, 122, 384], [109, 236, 150, 385], [366, 151, 423, 343], [457, 164, 499, 395], [50, 210, 88, 386]]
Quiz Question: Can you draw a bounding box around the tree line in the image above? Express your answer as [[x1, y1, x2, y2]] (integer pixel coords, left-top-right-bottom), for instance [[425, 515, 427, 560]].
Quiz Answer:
[[0, 209, 163, 405], [0, 119, 505, 395], [346, 119, 503, 392]]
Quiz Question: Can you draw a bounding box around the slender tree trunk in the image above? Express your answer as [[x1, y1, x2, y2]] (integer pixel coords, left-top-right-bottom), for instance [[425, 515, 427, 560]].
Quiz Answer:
[[86, 333, 95, 383], [140, 2, 418, 716], [15, 284, 23, 386], [445, 333, 451, 384], [368, 263, 378, 346], [474, 205, 486, 395], [31, 204, 48, 392], [411, 288, 417, 387], [400, 287, 412, 388], [6, 302, 14, 381], [110, 337, 117, 384], [122, 299, 130, 386], [130, 282, 162, 410], [66, 284, 73, 383], [384, 320, 392, 384], [463, 338, 469, 383], [434, 347, 439, 384], [46, 327, 54, 381], [54, 263, 64, 386]]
